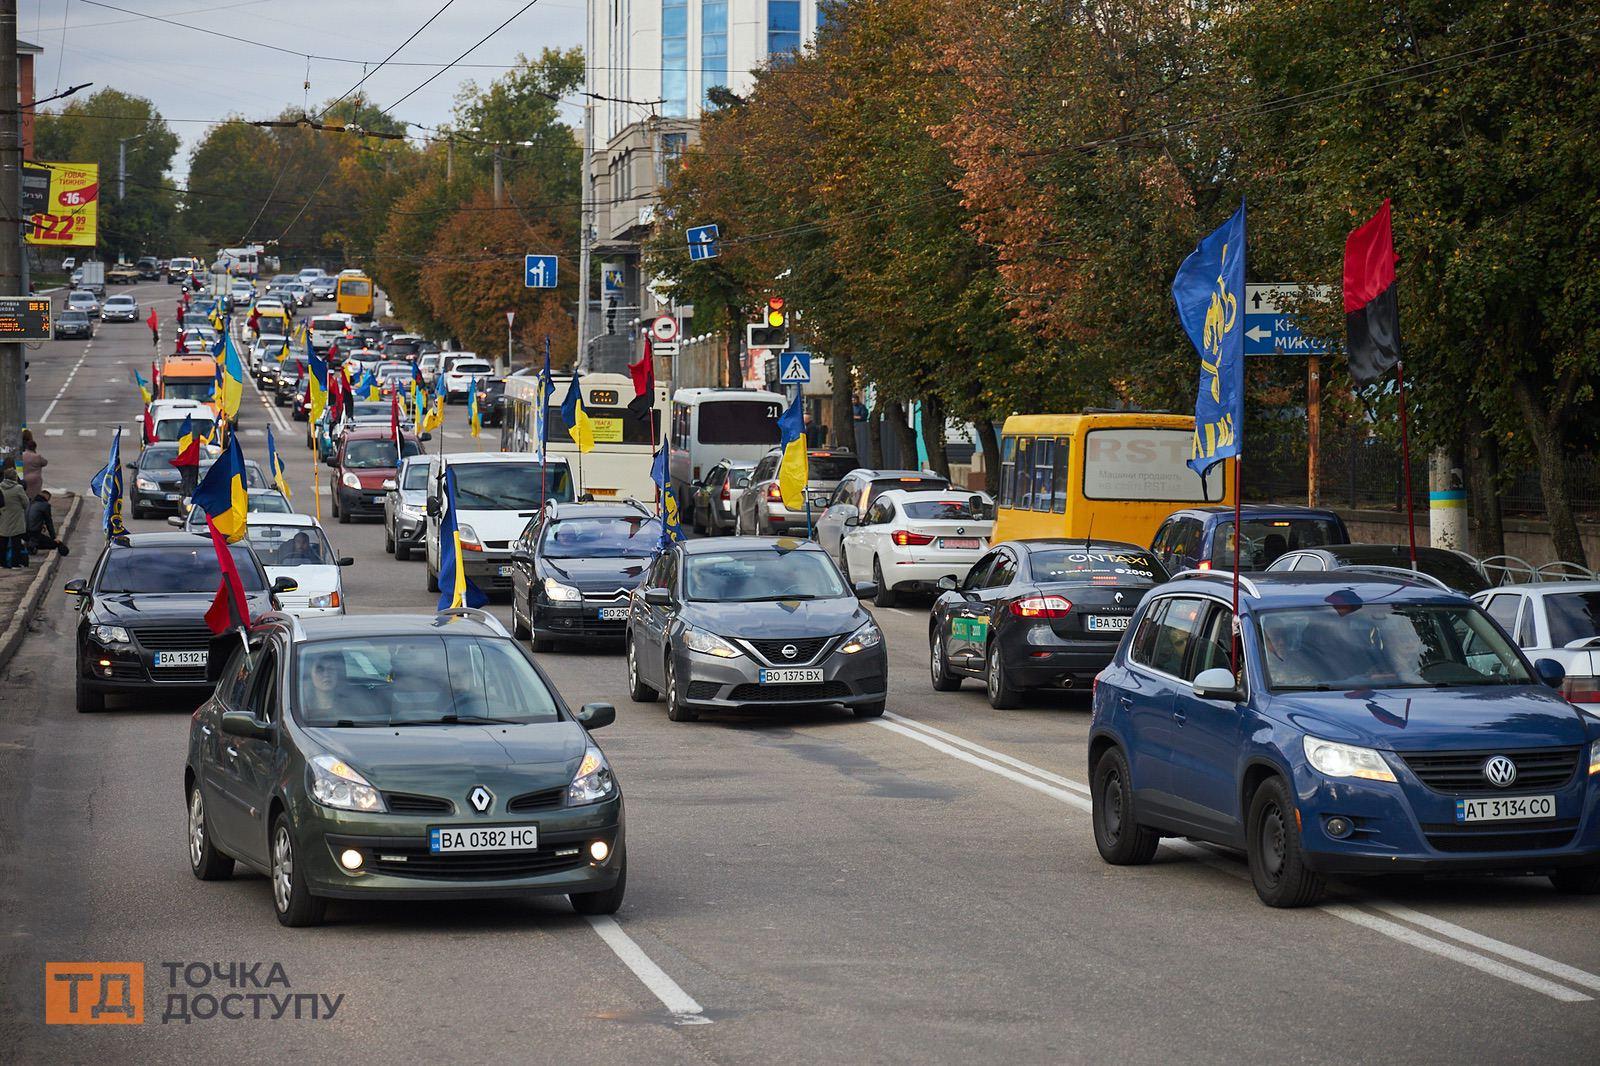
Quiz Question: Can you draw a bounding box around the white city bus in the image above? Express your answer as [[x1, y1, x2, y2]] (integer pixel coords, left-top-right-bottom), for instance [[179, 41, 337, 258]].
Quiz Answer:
[[500, 371, 669, 501], [667, 387, 785, 503]]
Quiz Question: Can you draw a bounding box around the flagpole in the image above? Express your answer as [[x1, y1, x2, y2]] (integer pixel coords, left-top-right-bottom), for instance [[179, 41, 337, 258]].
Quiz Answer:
[[1231, 453, 1241, 676], [1395, 360, 1417, 567]]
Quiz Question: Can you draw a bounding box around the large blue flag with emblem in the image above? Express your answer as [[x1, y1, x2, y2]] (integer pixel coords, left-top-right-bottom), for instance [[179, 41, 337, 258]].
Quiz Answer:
[[650, 433, 681, 548], [436, 467, 488, 611], [90, 426, 126, 537], [1172, 199, 1246, 477]]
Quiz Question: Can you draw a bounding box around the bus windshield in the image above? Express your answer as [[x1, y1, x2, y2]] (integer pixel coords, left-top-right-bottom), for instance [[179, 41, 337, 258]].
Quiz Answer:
[[339, 279, 371, 297], [698, 400, 781, 445], [1082, 427, 1224, 503]]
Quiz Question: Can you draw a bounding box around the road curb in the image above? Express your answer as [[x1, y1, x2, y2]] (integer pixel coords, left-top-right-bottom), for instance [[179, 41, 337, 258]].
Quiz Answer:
[[0, 494, 84, 676]]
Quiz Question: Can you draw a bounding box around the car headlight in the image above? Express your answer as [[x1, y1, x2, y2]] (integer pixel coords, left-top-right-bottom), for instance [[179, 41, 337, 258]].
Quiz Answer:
[[308, 592, 341, 609], [135, 477, 157, 492], [543, 577, 582, 602], [1590, 741, 1600, 776], [90, 624, 130, 645], [457, 523, 481, 550], [839, 620, 883, 654], [682, 625, 742, 658], [381, 478, 397, 490], [1303, 736, 1397, 783], [341, 471, 361, 489], [307, 754, 385, 812], [567, 746, 617, 805]]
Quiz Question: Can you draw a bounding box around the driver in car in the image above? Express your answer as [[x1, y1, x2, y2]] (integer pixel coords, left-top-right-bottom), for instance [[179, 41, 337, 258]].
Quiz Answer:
[[302, 652, 386, 723], [279, 532, 322, 567]]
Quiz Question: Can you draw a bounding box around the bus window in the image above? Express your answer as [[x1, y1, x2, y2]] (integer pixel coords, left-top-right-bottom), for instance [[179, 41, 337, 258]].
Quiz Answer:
[[1082, 427, 1223, 502], [999, 435, 1018, 507], [697, 400, 781, 445], [1014, 436, 1033, 509], [1052, 437, 1071, 513], [1032, 437, 1054, 512]]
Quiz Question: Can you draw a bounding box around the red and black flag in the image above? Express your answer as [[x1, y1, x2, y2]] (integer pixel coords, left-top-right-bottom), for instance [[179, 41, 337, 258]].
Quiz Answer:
[[203, 516, 252, 636], [628, 334, 655, 419], [1343, 199, 1401, 386]]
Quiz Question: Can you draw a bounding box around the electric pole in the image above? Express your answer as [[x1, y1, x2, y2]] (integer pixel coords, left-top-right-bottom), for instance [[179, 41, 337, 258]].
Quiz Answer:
[[575, 101, 591, 372], [0, 0, 24, 459], [492, 147, 502, 208]]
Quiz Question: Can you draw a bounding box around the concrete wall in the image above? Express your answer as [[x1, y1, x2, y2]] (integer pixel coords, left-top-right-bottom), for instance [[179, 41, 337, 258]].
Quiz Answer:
[[1342, 509, 1600, 568]]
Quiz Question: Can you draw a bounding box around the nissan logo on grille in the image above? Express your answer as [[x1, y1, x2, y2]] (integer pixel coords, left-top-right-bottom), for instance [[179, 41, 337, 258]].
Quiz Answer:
[[781, 644, 798, 659], [1482, 755, 1517, 788]]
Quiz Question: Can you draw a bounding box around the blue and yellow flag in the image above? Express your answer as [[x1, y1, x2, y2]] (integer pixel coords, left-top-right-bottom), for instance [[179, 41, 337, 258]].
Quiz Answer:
[[560, 370, 593, 453], [219, 334, 245, 419], [436, 468, 488, 611], [467, 377, 481, 438], [535, 343, 554, 460], [266, 426, 292, 504], [131, 368, 152, 405], [192, 433, 249, 542], [171, 415, 202, 468], [90, 427, 126, 537], [1173, 199, 1246, 477], [307, 339, 329, 426], [776, 390, 808, 511], [650, 433, 681, 548]]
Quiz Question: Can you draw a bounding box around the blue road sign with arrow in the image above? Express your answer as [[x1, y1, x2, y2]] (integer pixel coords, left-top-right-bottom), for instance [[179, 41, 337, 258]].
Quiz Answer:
[[687, 224, 720, 261], [1244, 282, 1333, 356], [524, 255, 558, 289]]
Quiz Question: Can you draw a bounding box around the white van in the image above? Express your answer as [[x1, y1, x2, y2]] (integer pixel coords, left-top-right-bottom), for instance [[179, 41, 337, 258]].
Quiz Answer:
[[424, 452, 578, 595], [309, 313, 354, 353], [667, 387, 785, 504]]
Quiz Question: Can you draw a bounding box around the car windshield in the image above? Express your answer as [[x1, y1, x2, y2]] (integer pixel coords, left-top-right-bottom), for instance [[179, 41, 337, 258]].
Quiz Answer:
[[1210, 517, 1344, 570], [138, 444, 181, 467], [60, 310, 88, 323], [452, 463, 574, 509], [106, 297, 135, 307], [161, 381, 214, 402], [349, 402, 390, 421], [401, 463, 429, 490], [1544, 591, 1600, 648], [684, 549, 847, 602], [453, 362, 492, 374], [98, 545, 265, 593], [312, 318, 346, 332], [1257, 603, 1533, 691], [730, 469, 752, 488], [258, 319, 288, 338], [807, 455, 858, 480], [543, 516, 660, 559], [249, 524, 332, 565], [345, 439, 420, 468], [294, 636, 561, 727], [867, 476, 948, 504], [1030, 549, 1165, 582], [901, 497, 992, 521], [153, 418, 214, 442], [199, 460, 269, 489]]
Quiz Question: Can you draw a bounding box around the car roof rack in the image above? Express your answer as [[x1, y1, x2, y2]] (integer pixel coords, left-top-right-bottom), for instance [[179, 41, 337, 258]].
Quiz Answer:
[[1331, 564, 1451, 592], [433, 606, 510, 638], [1169, 569, 1262, 599]]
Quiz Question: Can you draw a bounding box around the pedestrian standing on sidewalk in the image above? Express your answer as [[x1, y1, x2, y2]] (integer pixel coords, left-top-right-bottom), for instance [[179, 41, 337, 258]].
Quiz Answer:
[[20, 435, 47, 499], [0, 461, 28, 568]]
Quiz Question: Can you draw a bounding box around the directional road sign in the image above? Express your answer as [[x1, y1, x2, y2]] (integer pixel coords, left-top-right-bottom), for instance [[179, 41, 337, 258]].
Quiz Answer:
[[779, 350, 811, 384], [1244, 282, 1334, 356], [687, 224, 720, 261], [524, 255, 558, 289]]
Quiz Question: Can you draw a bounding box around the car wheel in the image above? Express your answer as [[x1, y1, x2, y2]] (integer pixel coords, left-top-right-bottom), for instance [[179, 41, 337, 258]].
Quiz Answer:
[[872, 558, 897, 608], [270, 814, 325, 927], [1246, 776, 1324, 908], [383, 524, 395, 554], [426, 565, 439, 593], [929, 628, 962, 691], [839, 550, 852, 584], [337, 496, 350, 524], [75, 675, 104, 713], [985, 643, 1021, 709], [1091, 747, 1160, 865], [512, 596, 531, 640], [1550, 866, 1600, 894], [569, 846, 626, 915], [329, 491, 338, 518], [531, 630, 554, 652], [394, 538, 410, 562], [664, 654, 697, 722], [627, 635, 658, 702], [188, 783, 234, 881], [852, 699, 886, 718]]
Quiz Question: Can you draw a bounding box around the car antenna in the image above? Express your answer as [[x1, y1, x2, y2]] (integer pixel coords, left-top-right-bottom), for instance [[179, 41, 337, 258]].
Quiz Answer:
[[1085, 511, 1094, 556]]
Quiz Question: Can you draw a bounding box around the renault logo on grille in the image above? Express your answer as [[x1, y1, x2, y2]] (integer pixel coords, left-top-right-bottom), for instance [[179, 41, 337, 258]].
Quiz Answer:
[[468, 785, 494, 813], [781, 644, 798, 659], [1482, 755, 1517, 788], [1115, 592, 1125, 604]]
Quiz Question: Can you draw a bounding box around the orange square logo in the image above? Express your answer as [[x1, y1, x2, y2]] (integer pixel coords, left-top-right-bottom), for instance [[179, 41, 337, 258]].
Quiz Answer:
[[45, 963, 144, 1025]]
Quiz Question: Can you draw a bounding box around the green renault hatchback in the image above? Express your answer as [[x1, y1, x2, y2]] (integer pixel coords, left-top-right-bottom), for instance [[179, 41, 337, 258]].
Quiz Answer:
[[184, 608, 625, 926]]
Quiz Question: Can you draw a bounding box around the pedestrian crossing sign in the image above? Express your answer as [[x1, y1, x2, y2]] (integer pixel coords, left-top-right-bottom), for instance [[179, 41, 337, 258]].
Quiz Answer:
[[779, 351, 811, 384]]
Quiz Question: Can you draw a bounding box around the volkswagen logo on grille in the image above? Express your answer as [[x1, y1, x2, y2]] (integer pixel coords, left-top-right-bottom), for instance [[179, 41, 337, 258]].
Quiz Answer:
[[1482, 755, 1517, 789], [468, 785, 494, 813], [781, 644, 799, 659]]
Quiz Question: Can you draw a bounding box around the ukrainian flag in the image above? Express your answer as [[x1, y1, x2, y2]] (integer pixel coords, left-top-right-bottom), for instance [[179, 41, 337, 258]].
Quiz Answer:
[[220, 334, 245, 419], [191, 434, 249, 542], [436, 468, 487, 611], [171, 415, 202, 468], [131, 368, 152, 405], [266, 426, 292, 504], [560, 370, 593, 453], [307, 340, 329, 425], [776, 390, 808, 511], [467, 378, 481, 438]]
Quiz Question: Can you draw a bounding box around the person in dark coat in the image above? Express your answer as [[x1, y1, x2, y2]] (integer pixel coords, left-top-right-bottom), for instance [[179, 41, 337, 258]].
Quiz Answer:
[[26, 490, 66, 555]]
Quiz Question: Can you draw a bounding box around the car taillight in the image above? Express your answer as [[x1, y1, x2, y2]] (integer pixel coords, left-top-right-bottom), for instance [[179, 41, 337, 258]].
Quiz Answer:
[[1561, 677, 1600, 703], [1010, 595, 1072, 618], [720, 483, 730, 502], [891, 529, 935, 546], [1197, 560, 1212, 570], [767, 484, 783, 502]]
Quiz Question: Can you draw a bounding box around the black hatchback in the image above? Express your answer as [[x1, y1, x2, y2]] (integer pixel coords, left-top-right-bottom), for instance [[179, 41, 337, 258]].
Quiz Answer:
[[509, 500, 659, 651], [929, 539, 1168, 707], [65, 533, 293, 712]]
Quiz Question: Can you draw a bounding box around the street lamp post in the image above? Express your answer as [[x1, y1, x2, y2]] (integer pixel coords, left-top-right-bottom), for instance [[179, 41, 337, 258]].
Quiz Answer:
[[118, 133, 147, 202]]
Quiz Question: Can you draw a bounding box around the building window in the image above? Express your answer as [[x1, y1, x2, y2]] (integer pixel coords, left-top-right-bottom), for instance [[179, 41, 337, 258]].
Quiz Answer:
[[817, 0, 832, 31], [662, 0, 689, 118], [702, 0, 728, 106], [768, 0, 801, 56], [658, 132, 688, 185]]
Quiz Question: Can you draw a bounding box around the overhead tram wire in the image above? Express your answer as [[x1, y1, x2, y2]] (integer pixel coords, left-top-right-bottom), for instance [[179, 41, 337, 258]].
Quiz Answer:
[[314, 0, 458, 121]]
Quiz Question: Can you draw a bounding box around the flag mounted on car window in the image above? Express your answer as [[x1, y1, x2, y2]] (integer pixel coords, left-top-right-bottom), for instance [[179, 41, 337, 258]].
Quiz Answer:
[[203, 516, 252, 637], [776, 390, 808, 511], [436, 467, 488, 611], [1172, 199, 1246, 477], [170, 415, 202, 468], [191, 433, 249, 542], [266, 426, 292, 503], [1343, 199, 1401, 386], [650, 433, 681, 548], [307, 339, 329, 426]]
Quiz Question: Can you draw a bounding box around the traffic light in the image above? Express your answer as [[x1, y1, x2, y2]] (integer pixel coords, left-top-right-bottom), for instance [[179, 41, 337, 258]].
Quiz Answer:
[[746, 296, 790, 349]]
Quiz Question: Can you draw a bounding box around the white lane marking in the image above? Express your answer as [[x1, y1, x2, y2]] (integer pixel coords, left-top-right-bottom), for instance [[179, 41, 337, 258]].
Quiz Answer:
[[44, 428, 64, 437], [874, 714, 1597, 1001], [77, 429, 96, 437], [583, 915, 711, 1025], [37, 344, 96, 423]]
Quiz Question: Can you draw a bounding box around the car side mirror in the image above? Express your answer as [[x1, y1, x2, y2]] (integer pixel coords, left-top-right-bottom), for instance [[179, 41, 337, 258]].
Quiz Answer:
[[382, 479, 397, 490], [643, 588, 672, 607], [1534, 657, 1566, 690], [126, 460, 138, 470], [843, 515, 859, 528], [420, 432, 432, 442], [936, 575, 958, 592], [167, 515, 184, 527], [853, 581, 879, 599], [271, 576, 299, 594], [63, 578, 86, 597], [575, 702, 616, 730], [1192, 667, 1242, 702], [220, 708, 272, 740], [338, 556, 354, 567], [426, 496, 441, 517]]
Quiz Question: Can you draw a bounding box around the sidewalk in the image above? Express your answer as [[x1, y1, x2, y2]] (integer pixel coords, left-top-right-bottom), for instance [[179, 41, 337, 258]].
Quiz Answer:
[[0, 494, 83, 675]]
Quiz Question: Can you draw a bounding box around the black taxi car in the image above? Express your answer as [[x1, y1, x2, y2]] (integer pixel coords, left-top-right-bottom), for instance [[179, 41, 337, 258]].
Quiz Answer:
[[510, 499, 659, 651]]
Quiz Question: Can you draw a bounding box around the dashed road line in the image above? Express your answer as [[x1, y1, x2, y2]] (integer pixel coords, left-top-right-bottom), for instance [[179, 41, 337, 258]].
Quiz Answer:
[[584, 915, 711, 1025], [37, 343, 95, 423]]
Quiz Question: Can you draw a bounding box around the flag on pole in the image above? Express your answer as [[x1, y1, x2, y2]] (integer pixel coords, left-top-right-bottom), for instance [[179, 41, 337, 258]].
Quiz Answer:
[[535, 341, 553, 461], [1172, 199, 1246, 477], [266, 426, 292, 504], [650, 434, 682, 548], [170, 415, 203, 469], [436, 468, 488, 611], [145, 307, 158, 336], [202, 516, 253, 636], [467, 377, 481, 438], [219, 334, 245, 419], [307, 340, 330, 426], [628, 335, 655, 418], [131, 368, 152, 404], [90, 427, 127, 537], [560, 370, 594, 453], [1343, 199, 1401, 386], [151, 359, 160, 393], [776, 390, 808, 511], [191, 433, 249, 542]]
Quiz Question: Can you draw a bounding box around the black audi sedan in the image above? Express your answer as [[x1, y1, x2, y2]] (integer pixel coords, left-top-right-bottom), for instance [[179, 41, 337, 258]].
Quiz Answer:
[[928, 539, 1167, 707], [625, 537, 887, 721], [66, 533, 294, 712], [510, 499, 659, 651], [184, 608, 624, 926]]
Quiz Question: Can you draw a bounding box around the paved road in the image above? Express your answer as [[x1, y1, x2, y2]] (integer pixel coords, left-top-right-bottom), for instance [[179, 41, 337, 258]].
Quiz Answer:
[[2, 285, 1596, 1062]]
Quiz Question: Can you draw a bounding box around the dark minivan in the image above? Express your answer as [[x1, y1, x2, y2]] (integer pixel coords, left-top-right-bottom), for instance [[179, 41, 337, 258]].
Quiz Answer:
[[1150, 505, 1348, 574]]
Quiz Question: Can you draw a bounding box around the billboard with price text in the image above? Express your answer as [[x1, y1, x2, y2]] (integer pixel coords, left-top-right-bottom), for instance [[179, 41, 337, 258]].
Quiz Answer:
[[23, 161, 100, 247]]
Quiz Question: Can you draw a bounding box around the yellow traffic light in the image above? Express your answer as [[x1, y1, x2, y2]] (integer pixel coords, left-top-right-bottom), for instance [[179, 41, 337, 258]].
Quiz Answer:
[[765, 296, 786, 328]]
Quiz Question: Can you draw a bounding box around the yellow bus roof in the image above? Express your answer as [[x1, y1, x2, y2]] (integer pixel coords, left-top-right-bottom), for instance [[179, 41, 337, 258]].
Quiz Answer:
[[1000, 411, 1196, 435]]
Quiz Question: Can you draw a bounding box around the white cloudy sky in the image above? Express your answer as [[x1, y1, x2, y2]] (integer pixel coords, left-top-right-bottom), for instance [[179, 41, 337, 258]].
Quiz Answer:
[[28, 0, 588, 178]]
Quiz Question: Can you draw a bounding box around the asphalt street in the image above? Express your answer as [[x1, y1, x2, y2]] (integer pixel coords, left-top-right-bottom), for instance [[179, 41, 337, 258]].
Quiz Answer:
[[1, 280, 1596, 1062]]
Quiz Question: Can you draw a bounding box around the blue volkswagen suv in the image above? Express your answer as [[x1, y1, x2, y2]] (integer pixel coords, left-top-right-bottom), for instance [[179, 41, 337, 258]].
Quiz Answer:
[[1089, 570, 1600, 906]]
